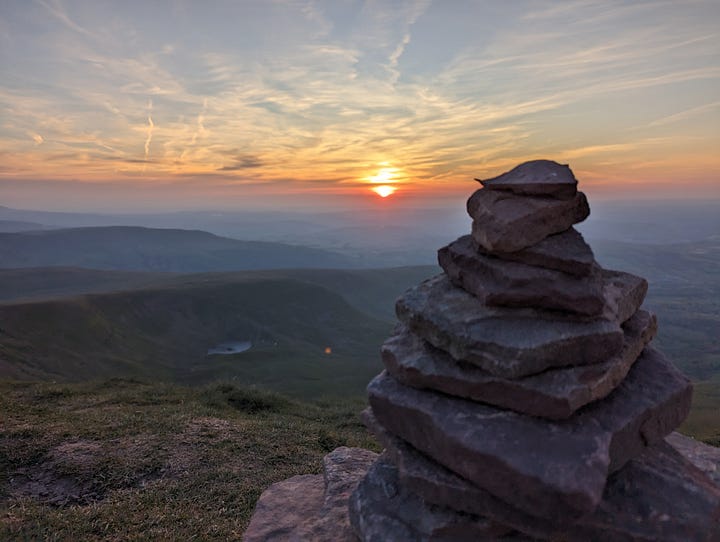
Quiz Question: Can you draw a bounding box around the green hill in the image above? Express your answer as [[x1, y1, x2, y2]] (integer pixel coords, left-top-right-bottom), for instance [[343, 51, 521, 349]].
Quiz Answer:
[[0, 226, 354, 271], [0, 277, 395, 397]]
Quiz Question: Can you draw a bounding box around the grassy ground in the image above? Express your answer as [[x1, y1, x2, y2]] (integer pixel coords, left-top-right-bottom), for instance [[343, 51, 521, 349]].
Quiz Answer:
[[679, 378, 720, 445], [0, 379, 379, 541]]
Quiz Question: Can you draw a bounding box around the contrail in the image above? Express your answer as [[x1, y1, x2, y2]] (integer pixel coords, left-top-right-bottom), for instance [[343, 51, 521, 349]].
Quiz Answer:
[[144, 118, 154, 159]]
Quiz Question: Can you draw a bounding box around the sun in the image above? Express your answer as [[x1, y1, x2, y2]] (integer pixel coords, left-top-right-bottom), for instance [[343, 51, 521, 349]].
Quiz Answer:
[[366, 165, 401, 198], [372, 185, 396, 198]]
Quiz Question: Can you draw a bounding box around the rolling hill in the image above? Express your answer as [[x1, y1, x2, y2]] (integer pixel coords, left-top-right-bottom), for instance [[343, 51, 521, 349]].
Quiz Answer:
[[0, 226, 355, 271], [0, 277, 395, 397]]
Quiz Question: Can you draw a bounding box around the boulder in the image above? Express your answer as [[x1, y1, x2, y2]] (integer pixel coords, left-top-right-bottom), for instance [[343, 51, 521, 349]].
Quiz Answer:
[[382, 310, 656, 419], [467, 190, 589, 252], [365, 411, 720, 542], [438, 234, 605, 315], [368, 348, 692, 519], [244, 447, 377, 542], [396, 274, 624, 378], [477, 160, 578, 199]]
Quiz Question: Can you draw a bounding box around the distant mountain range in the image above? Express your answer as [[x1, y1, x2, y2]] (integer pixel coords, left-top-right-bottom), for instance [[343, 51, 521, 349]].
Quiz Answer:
[[0, 226, 355, 272]]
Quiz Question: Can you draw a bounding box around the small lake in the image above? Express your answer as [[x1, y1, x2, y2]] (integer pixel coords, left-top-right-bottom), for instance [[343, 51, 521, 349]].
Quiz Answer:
[[207, 341, 252, 355]]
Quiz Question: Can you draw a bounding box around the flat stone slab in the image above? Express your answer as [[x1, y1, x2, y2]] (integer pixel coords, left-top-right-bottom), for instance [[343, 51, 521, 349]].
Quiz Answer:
[[477, 160, 578, 199], [396, 274, 625, 378], [602, 268, 648, 323], [467, 189, 590, 253], [439, 234, 605, 315], [480, 227, 596, 277], [365, 411, 720, 541], [368, 348, 692, 519], [244, 446, 377, 542], [666, 432, 720, 486], [382, 310, 657, 419], [348, 454, 523, 542]]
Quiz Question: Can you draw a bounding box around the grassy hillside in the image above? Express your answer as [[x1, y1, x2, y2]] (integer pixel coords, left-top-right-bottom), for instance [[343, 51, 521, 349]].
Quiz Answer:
[[0, 267, 171, 304], [0, 226, 354, 271], [0, 379, 379, 540], [0, 278, 390, 398]]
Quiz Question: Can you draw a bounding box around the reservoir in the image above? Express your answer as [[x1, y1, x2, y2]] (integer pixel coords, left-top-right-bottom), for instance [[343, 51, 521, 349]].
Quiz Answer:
[[207, 341, 252, 355]]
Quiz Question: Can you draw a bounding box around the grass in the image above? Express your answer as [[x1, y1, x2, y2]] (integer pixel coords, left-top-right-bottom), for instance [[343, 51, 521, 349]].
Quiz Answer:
[[0, 379, 379, 541], [679, 378, 720, 445]]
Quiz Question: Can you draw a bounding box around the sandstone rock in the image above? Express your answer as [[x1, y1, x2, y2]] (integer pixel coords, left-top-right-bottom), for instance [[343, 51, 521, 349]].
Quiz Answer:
[[477, 160, 578, 199], [382, 310, 656, 419], [666, 432, 720, 486], [467, 189, 589, 252], [396, 274, 624, 378], [243, 474, 326, 542], [603, 268, 648, 323], [348, 454, 520, 542], [480, 227, 596, 277], [368, 348, 692, 519], [365, 411, 720, 542], [244, 447, 377, 542], [439, 234, 605, 315]]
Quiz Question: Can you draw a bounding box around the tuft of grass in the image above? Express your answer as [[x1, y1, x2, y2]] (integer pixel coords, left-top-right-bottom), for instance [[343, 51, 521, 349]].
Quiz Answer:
[[0, 379, 379, 541]]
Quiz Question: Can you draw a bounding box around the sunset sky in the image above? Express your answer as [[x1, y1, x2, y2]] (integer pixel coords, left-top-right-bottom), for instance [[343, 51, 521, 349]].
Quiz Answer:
[[1, 0, 718, 211]]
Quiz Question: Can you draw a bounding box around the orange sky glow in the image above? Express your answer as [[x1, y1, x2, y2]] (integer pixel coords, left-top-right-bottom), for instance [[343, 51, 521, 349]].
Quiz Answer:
[[0, 1, 718, 211]]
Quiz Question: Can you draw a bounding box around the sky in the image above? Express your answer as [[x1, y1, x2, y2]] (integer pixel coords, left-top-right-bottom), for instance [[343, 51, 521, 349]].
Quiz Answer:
[[0, 0, 719, 211]]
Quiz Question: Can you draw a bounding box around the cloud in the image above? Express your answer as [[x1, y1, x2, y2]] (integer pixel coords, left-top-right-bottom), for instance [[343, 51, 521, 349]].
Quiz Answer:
[[144, 100, 154, 161], [217, 155, 264, 171]]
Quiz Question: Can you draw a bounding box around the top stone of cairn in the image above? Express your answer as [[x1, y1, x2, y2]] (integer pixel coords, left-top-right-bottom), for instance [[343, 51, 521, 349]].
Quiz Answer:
[[477, 159, 578, 199]]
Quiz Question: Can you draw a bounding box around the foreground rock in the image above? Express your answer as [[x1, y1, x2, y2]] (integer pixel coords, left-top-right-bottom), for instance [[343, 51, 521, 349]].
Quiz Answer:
[[397, 274, 627, 378], [368, 349, 692, 519], [382, 310, 657, 419], [477, 160, 578, 199], [439, 234, 605, 315], [243, 447, 377, 541], [467, 189, 589, 252], [364, 412, 720, 542], [348, 455, 526, 541]]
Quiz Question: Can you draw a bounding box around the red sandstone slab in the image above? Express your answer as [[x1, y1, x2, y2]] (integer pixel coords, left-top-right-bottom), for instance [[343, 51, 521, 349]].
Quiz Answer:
[[477, 160, 578, 200], [382, 310, 656, 419], [439, 234, 605, 315], [467, 189, 589, 253], [396, 274, 624, 378], [365, 411, 720, 541], [368, 348, 692, 519], [480, 227, 596, 277], [244, 447, 377, 542]]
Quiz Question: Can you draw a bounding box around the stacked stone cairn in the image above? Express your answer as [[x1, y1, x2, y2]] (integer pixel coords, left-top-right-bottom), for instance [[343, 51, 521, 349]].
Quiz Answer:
[[347, 160, 720, 541]]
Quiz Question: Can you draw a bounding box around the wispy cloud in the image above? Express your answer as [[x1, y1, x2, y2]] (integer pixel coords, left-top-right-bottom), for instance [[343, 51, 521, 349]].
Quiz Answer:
[[0, 0, 718, 205]]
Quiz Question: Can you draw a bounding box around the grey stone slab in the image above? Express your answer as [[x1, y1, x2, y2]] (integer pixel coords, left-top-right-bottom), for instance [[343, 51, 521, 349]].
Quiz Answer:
[[477, 160, 578, 199], [439, 234, 605, 315], [396, 273, 624, 378], [348, 454, 521, 542], [367, 348, 692, 519], [365, 411, 720, 542], [480, 227, 596, 277], [467, 189, 590, 252], [244, 447, 377, 542], [602, 268, 648, 323], [382, 310, 657, 419]]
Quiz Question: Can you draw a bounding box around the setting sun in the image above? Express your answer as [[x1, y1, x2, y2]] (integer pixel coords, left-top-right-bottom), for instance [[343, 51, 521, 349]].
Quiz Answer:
[[372, 185, 396, 198]]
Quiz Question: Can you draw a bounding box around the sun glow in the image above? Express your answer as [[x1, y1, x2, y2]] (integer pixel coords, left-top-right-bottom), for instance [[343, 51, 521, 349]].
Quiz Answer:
[[372, 185, 396, 198]]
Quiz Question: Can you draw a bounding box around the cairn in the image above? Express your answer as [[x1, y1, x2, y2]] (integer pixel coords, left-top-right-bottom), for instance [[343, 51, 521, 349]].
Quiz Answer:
[[244, 160, 720, 541], [348, 160, 720, 541]]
